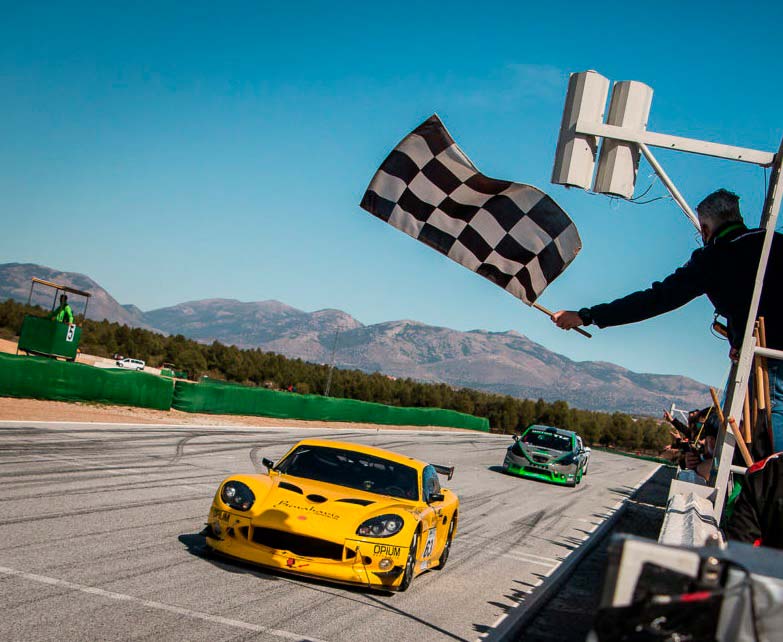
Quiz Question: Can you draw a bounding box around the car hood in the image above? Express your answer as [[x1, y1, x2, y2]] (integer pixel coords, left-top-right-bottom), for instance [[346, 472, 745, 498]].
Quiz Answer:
[[512, 443, 571, 464], [222, 473, 420, 541]]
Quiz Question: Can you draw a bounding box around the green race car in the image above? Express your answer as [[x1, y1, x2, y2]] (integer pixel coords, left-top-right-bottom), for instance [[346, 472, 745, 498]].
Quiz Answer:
[[502, 425, 589, 487]]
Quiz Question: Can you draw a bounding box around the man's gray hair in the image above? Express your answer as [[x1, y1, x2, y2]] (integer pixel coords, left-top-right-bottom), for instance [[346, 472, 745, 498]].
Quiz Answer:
[[696, 189, 743, 226]]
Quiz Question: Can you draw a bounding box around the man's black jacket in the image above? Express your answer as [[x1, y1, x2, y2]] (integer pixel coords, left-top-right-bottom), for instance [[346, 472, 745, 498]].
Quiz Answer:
[[580, 224, 783, 349], [725, 452, 783, 549]]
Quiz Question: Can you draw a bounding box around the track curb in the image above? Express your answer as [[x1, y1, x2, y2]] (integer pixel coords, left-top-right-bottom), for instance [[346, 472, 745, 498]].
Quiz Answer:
[[480, 464, 662, 641]]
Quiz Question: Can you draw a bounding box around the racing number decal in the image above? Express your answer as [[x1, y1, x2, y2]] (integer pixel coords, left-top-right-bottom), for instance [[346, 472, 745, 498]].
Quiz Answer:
[[422, 528, 436, 558], [66, 324, 76, 342]]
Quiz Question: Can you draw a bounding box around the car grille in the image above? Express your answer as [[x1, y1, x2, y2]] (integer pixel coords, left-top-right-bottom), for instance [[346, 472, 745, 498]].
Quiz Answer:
[[251, 527, 344, 560], [532, 455, 549, 464]]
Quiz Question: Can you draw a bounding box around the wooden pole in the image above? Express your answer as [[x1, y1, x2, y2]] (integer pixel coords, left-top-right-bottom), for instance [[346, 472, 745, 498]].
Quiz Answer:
[[729, 417, 754, 467], [743, 392, 752, 443], [709, 387, 726, 426], [754, 326, 767, 413], [533, 302, 592, 339], [759, 317, 772, 425]]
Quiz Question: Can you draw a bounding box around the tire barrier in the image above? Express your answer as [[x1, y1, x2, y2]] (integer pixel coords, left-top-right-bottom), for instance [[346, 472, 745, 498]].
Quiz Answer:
[[0, 352, 174, 410], [172, 379, 490, 431]]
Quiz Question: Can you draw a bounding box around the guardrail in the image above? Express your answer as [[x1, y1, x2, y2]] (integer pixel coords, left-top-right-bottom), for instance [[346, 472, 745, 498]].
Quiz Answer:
[[657, 479, 721, 548]]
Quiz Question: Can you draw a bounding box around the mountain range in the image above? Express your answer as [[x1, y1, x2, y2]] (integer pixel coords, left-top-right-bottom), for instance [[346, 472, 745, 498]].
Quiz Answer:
[[0, 262, 710, 415]]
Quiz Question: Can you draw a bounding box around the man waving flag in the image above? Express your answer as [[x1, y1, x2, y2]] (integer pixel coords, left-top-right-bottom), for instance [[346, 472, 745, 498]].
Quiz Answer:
[[360, 114, 581, 305]]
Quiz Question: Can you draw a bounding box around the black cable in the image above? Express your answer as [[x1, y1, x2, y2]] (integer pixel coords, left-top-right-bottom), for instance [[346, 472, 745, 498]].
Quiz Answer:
[[627, 180, 655, 202], [623, 196, 672, 206]]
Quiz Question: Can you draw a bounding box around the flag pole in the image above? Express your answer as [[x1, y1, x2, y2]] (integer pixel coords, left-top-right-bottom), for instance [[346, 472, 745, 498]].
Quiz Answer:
[[532, 302, 592, 339]]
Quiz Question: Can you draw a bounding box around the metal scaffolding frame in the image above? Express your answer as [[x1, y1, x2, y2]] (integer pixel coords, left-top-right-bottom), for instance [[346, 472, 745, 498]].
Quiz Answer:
[[572, 119, 782, 520]]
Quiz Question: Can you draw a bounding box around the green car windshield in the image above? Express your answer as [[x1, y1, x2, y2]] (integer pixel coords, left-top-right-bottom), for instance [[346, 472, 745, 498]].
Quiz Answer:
[[276, 445, 419, 501], [522, 430, 573, 451]]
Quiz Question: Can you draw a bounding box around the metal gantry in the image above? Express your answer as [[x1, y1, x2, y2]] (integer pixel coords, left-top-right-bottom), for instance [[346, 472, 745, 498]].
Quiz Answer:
[[569, 82, 781, 521]]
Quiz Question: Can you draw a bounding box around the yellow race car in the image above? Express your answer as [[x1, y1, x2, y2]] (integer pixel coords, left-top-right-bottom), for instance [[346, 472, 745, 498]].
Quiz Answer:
[[203, 438, 458, 591]]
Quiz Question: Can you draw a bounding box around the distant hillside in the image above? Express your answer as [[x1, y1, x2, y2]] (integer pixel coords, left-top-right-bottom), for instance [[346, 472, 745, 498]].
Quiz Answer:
[[1, 262, 711, 414], [0, 263, 159, 330], [145, 302, 710, 416]]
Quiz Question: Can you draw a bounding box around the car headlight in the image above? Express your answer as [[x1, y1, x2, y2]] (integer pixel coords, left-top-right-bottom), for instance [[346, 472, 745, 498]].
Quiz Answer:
[[220, 481, 255, 511], [356, 514, 404, 538]]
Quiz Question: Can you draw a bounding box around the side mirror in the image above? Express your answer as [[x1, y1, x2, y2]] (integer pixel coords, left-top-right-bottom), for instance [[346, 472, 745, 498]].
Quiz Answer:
[[262, 457, 275, 471], [428, 492, 445, 503]]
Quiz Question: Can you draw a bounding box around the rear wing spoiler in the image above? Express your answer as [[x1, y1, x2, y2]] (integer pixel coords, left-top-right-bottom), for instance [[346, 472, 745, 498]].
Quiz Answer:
[[432, 464, 455, 480]]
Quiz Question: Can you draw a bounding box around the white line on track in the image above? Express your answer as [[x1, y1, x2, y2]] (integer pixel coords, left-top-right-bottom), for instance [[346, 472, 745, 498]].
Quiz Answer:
[[0, 420, 501, 439], [458, 538, 560, 567], [0, 565, 328, 642]]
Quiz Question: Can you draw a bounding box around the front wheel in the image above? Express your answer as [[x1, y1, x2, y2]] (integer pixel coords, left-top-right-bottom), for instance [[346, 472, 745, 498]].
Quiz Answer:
[[398, 530, 419, 592]]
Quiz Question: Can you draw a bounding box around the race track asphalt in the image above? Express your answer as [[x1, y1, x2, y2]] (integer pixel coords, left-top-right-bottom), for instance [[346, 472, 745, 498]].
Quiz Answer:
[[0, 422, 659, 641]]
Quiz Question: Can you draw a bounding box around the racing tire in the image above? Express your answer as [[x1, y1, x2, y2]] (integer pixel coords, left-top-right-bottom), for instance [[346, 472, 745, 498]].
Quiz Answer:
[[566, 478, 577, 488], [583, 462, 589, 476], [435, 515, 456, 571], [398, 530, 419, 592]]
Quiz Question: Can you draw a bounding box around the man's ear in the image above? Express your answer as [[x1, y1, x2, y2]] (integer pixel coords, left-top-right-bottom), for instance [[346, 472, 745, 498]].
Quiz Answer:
[[700, 223, 711, 245]]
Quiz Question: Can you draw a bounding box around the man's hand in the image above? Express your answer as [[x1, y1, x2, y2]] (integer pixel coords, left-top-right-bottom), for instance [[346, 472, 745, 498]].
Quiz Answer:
[[696, 457, 713, 482], [683, 450, 701, 470], [551, 310, 584, 330], [729, 347, 739, 362]]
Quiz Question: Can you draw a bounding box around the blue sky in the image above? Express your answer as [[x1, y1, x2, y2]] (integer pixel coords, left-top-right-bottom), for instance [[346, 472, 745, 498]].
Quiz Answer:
[[1, 1, 780, 388]]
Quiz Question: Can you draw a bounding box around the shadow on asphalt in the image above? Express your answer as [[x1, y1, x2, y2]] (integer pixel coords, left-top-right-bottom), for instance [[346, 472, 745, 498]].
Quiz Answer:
[[512, 465, 676, 642], [178, 533, 469, 640], [487, 465, 587, 491]]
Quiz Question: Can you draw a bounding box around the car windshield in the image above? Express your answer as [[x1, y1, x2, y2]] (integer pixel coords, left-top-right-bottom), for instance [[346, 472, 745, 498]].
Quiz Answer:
[[522, 429, 573, 451], [275, 445, 419, 501]]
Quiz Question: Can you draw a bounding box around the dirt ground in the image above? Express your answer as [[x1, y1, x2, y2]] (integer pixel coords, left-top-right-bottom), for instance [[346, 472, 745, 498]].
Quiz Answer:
[[0, 396, 470, 432], [0, 338, 19, 354]]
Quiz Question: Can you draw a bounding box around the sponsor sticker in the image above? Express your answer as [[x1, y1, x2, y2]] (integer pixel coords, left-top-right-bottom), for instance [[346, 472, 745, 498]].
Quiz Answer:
[[273, 498, 340, 520], [423, 529, 436, 558], [372, 544, 402, 558], [210, 507, 231, 521]]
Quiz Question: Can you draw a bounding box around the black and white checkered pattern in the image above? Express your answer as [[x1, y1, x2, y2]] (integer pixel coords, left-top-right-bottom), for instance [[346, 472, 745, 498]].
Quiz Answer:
[[360, 115, 581, 305]]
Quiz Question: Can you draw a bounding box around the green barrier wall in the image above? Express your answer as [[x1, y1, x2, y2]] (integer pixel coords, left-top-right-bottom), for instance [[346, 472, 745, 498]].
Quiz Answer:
[[0, 352, 174, 410], [173, 379, 489, 431]]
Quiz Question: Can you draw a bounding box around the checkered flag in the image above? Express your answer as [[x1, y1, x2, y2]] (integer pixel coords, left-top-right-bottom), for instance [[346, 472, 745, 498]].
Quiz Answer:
[[360, 115, 581, 305]]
